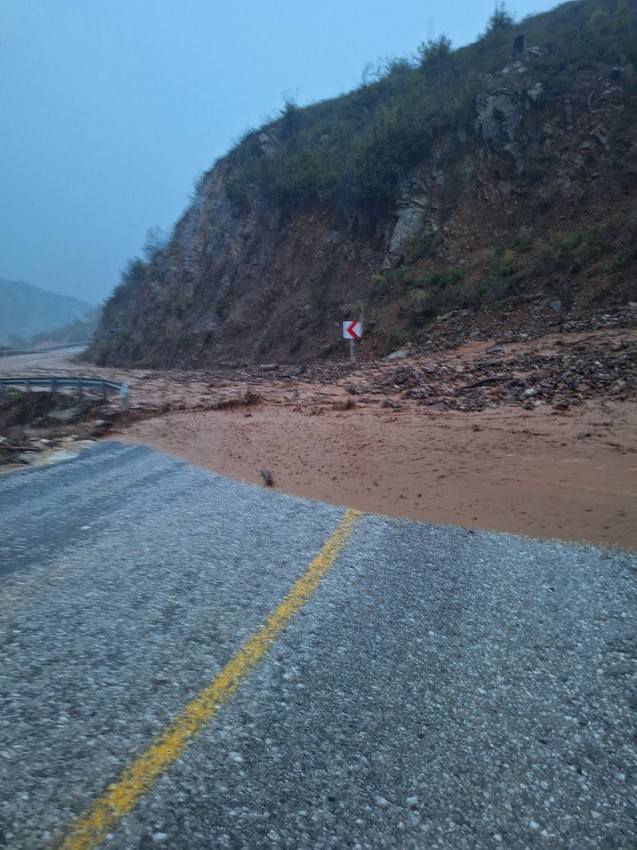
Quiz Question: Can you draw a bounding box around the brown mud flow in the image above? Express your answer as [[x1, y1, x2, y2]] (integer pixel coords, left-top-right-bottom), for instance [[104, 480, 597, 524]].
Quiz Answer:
[[3, 341, 634, 551]]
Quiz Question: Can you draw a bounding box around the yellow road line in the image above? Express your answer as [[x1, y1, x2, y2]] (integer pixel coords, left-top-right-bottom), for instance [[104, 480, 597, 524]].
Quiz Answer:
[[57, 508, 363, 850]]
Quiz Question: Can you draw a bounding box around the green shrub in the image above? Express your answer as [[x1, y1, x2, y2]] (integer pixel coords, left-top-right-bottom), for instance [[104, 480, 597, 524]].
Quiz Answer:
[[542, 229, 605, 273], [485, 1, 515, 35], [478, 280, 491, 298], [425, 266, 465, 288], [417, 35, 453, 76], [369, 267, 426, 296], [369, 273, 389, 298], [392, 266, 420, 287], [512, 234, 533, 253], [387, 329, 413, 348], [202, 1, 637, 221], [406, 231, 443, 261], [604, 253, 630, 274], [491, 250, 519, 279]]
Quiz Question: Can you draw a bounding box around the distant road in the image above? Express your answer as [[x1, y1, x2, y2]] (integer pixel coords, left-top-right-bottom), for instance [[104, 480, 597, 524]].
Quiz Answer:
[[0, 345, 87, 371], [0, 442, 635, 849]]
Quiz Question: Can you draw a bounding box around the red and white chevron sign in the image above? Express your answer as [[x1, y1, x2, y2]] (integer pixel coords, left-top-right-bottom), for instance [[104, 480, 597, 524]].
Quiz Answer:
[[342, 320, 363, 340]]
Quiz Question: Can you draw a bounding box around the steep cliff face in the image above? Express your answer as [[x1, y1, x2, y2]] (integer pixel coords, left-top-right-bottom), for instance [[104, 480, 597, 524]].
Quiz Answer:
[[90, 162, 389, 367], [88, 0, 637, 368]]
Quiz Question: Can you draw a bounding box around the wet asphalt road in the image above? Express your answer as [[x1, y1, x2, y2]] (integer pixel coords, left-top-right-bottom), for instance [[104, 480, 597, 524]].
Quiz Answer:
[[0, 441, 635, 849]]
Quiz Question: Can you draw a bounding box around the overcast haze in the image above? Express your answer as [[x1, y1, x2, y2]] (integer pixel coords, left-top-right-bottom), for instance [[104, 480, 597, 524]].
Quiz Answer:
[[1, 0, 561, 304]]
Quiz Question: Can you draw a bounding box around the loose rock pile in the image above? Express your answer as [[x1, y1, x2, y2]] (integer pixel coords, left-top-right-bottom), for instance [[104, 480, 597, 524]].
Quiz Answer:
[[1, 321, 635, 469], [341, 333, 637, 412]]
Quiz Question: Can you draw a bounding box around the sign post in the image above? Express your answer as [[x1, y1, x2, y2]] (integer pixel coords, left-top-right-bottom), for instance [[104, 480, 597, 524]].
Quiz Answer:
[[342, 320, 363, 362]]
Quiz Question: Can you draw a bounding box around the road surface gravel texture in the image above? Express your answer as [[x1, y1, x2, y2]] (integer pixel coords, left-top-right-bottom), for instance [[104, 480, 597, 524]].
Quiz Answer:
[[0, 442, 635, 849]]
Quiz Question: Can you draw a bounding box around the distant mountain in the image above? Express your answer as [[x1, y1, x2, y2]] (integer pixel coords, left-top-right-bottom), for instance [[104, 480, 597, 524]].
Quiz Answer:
[[0, 279, 95, 346]]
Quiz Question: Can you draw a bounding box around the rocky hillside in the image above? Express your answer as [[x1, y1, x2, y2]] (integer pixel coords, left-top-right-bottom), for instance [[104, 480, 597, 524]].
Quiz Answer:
[[88, 0, 637, 369], [0, 279, 94, 347]]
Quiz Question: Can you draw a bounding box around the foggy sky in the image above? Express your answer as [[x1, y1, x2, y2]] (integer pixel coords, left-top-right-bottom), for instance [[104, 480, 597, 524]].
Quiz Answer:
[[1, 0, 560, 304]]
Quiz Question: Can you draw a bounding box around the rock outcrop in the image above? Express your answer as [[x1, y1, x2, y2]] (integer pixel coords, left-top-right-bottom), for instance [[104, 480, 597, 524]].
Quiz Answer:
[[88, 0, 637, 368]]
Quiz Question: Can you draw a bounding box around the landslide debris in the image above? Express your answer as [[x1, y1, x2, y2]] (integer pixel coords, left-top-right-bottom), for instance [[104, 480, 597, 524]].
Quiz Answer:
[[2, 317, 635, 470], [0, 390, 111, 467], [342, 329, 637, 413]]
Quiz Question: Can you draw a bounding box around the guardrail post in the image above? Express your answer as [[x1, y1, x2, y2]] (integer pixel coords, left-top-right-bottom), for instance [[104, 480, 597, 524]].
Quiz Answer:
[[119, 384, 129, 411]]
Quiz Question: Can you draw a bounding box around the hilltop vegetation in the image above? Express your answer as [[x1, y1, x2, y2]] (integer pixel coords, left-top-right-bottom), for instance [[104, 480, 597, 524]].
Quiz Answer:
[[226, 0, 635, 211], [88, 0, 637, 367]]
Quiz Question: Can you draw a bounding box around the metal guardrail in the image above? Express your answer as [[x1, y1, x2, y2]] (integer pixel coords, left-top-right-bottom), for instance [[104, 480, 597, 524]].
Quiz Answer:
[[0, 377, 128, 410]]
